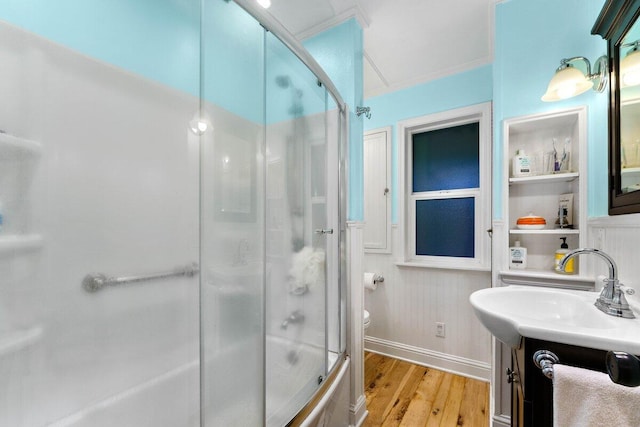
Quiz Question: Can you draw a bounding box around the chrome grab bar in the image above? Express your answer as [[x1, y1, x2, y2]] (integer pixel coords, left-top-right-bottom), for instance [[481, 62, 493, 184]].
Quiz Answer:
[[82, 262, 199, 293]]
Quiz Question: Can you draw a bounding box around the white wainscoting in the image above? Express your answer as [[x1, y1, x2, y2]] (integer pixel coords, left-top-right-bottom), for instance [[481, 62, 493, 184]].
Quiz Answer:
[[362, 225, 492, 381], [347, 222, 368, 427], [588, 214, 640, 294]]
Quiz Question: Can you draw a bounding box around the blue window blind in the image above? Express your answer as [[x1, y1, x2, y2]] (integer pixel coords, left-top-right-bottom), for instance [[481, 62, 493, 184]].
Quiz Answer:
[[412, 122, 479, 192], [415, 197, 475, 258]]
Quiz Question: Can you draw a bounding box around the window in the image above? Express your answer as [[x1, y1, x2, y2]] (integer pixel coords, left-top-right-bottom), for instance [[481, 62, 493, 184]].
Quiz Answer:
[[398, 102, 491, 270]]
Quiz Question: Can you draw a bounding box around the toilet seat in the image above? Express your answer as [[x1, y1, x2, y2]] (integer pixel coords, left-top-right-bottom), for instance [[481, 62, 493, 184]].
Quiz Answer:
[[363, 310, 370, 329]]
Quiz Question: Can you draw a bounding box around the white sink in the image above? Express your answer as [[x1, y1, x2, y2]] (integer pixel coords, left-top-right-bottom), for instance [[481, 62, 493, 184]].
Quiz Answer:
[[470, 286, 640, 353]]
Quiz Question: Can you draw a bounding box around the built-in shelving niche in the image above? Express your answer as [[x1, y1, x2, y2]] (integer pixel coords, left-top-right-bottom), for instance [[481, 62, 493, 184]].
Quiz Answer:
[[0, 132, 43, 255], [499, 107, 589, 287]]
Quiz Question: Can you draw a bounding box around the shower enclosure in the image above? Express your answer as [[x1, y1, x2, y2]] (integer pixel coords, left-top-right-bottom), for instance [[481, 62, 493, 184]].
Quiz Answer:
[[0, 1, 348, 426]]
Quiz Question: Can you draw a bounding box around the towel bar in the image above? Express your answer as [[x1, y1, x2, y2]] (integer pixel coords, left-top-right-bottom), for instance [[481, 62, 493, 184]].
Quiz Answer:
[[82, 262, 199, 292], [607, 351, 640, 387], [533, 350, 559, 379], [533, 349, 640, 387]]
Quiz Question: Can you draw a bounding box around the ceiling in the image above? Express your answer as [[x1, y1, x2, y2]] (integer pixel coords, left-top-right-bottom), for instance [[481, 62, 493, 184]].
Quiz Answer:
[[265, 0, 498, 99]]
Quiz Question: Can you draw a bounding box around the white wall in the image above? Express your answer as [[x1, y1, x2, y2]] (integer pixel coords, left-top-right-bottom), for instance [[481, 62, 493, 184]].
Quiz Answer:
[[0, 22, 200, 425], [363, 226, 491, 380]]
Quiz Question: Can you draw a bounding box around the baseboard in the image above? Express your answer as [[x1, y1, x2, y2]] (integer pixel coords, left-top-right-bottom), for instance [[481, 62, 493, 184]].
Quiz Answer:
[[349, 395, 368, 427], [364, 336, 491, 381], [492, 414, 510, 427]]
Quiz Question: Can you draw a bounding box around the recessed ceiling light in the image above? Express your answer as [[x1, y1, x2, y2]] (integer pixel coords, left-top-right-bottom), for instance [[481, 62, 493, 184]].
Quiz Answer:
[[256, 0, 271, 8]]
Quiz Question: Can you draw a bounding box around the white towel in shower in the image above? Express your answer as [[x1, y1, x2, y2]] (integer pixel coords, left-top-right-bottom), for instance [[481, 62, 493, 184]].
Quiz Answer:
[[553, 363, 640, 427], [289, 246, 325, 292]]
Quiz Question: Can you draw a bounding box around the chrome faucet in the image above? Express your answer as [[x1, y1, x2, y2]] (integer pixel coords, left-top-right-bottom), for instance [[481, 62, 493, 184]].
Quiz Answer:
[[281, 310, 305, 329], [559, 248, 635, 319]]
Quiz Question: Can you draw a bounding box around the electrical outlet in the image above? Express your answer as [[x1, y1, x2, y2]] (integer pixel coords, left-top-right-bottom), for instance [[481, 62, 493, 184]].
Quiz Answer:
[[436, 322, 445, 338]]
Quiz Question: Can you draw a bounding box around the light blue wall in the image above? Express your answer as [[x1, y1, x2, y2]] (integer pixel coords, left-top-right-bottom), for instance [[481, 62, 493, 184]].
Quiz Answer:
[[204, 0, 265, 123], [364, 64, 493, 223], [494, 0, 609, 218], [0, 1, 363, 219], [0, 0, 200, 97], [305, 19, 364, 222], [0, 0, 273, 123]]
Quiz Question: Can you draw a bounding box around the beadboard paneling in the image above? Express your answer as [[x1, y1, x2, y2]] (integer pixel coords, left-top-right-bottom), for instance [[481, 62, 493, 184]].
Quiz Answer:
[[588, 215, 640, 299], [363, 225, 491, 380]]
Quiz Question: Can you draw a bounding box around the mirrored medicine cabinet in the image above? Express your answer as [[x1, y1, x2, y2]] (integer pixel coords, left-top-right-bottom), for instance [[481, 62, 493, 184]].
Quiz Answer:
[[593, 0, 640, 214]]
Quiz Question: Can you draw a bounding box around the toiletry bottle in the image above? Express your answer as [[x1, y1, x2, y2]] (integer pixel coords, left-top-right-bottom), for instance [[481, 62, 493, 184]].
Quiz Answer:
[[554, 237, 574, 274], [509, 241, 527, 269], [555, 207, 569, 229], [512, 149, 531, 177]]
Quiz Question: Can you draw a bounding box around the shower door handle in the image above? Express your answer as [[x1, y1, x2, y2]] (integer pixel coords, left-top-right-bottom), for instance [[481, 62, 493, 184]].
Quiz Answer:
[[315, 229, 334, 235]]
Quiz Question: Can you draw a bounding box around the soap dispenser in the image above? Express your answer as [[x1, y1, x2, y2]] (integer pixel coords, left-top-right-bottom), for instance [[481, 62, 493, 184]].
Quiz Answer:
[[554, 237, 574, 274]]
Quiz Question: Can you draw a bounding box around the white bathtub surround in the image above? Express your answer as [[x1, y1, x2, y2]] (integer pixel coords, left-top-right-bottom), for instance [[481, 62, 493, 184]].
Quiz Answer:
[[266, 336, 338, 426], [0, 21, 201, 425], [294, 355, 351, 427], [47, 361, 200, 427]]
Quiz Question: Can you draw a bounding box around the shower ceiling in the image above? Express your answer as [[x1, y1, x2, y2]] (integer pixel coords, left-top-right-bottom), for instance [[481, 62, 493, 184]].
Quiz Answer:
[[265, 0, 499, 99]]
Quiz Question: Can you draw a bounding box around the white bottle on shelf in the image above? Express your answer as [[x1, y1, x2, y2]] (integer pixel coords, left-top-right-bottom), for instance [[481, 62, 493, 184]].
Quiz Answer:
[[509, 241, 527, 269], [512, 149, 532, 177]]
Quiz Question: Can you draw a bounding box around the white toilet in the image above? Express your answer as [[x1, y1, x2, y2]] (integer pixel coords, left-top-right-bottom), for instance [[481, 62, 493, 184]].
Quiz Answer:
[[363, 309, 370, 331]]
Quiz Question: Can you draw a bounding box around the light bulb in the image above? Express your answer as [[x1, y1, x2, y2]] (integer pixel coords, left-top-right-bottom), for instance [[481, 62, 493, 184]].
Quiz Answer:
[[623, 70, 640, 87], [621, 48, 640, 87], [556, 82, 577, 99]]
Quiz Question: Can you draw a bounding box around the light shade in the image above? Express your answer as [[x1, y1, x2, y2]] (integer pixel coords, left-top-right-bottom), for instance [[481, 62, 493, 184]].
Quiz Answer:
[[621, 48, 640, 87], [542, 65, 594, 102]]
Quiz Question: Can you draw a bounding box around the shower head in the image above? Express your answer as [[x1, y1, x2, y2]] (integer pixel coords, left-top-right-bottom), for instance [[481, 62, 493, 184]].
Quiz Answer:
[[275, 75, 291, 88]]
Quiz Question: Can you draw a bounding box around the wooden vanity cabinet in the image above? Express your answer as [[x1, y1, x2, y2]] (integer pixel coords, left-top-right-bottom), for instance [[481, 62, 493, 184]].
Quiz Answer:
[[510, 338, 608, 427]]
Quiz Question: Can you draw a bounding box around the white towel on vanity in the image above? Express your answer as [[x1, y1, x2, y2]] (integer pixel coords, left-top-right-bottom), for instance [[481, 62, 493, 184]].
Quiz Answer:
[[553, 363, 640, 427]]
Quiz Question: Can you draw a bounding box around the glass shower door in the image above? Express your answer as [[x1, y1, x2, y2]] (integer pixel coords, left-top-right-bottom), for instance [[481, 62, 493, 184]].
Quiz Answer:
[[200, 1, 266, 425], [264, 31, 329, 426]]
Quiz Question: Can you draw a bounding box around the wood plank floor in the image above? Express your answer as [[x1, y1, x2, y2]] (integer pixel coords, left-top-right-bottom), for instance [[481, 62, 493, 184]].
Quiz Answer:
[[363, 352, 489, 427]]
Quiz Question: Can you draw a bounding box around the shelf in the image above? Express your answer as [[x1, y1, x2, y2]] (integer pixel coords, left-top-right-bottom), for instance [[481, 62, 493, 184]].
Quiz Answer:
[[621, 167, 640, 174], [509, 229, 579, 235], [0, 326, 42, 355], [509, 172, 579, 185], [0, 234, 44, 256], [0, 132, 41, 158], [499, 269, 595, 289]]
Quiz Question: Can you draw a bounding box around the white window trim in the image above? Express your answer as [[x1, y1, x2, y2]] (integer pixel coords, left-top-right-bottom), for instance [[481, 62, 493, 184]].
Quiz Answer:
[[396, 102, 492, 271]]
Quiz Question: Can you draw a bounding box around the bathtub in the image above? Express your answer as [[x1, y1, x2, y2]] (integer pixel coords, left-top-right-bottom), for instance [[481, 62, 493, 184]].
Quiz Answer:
[[49, 335, 348, 427]]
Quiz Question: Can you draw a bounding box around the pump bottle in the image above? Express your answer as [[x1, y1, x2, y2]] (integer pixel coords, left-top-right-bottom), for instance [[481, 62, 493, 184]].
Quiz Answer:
[[554, 237, 574, 274]]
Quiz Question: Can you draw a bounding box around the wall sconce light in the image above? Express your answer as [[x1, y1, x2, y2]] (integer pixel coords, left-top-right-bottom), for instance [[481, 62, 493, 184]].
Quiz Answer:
[[621, 41, 640, 87], [541, 56, 608, 102]]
